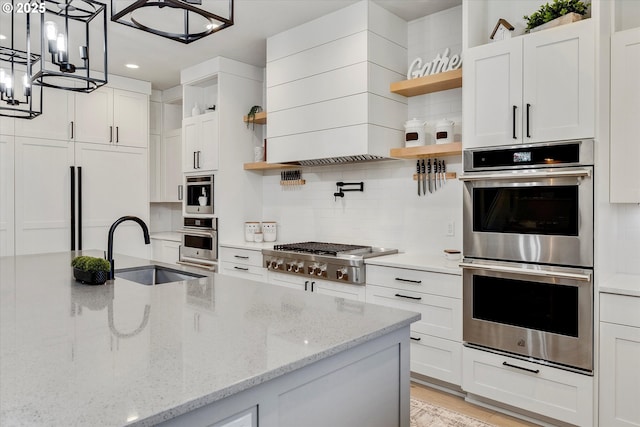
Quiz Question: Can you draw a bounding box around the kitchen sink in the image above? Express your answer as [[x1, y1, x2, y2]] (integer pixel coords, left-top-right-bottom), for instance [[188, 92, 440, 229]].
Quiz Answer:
[[115, 265, 206, 285]]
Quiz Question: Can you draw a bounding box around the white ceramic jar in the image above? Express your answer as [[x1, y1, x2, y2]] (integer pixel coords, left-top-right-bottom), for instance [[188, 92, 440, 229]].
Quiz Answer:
[[262, 221, 277, 242], [435, 119, 454, 144], [244, 222, 261, 242], [404, 119, 427, 147]]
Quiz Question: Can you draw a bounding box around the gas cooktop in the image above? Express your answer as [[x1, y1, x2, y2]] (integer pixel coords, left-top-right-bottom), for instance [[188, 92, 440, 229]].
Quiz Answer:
[[262, 242, 397, 285]]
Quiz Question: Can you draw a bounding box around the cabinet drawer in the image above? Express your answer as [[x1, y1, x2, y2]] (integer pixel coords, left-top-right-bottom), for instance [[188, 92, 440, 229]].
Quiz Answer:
[[410, 332, 461, 386], [600, 293, 640, 328], [366, 265, 461, 298], [220, 247, 263, 267], [219, 262, 266, 282], [366, 284, 461, 341], [462, 346, 594, 427]]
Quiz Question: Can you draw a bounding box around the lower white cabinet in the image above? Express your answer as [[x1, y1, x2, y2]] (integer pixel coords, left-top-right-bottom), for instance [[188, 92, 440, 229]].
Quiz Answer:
[[151, 237, 180, 264], [365, 264, 462, 385], [219, 246, 267, 282], [462, 346, 594, 427], [268, 271, 366, 302], [599, 292, 640, 427]]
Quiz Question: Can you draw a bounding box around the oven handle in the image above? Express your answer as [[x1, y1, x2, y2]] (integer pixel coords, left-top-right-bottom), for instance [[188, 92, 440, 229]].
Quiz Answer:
[[459, 168, 592, 181], [459, 262, 592, 282], [177, 228, 216, 237]]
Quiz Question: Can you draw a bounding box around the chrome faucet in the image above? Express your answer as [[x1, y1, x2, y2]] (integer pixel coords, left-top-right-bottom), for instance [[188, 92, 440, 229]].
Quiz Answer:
[[106, 216, 150, 280]]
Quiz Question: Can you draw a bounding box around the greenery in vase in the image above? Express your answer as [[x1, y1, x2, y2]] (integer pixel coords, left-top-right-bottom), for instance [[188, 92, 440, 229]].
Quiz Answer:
[[246, 105, 263, 130], [523, 0, 588, 31], [71, 256, 110, 273]]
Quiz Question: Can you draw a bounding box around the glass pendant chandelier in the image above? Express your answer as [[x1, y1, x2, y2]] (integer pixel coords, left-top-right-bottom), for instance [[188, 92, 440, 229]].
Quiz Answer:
[[32, 0, 108, 93], [111, 0, 233, 44], [0, 5, 43, 119]]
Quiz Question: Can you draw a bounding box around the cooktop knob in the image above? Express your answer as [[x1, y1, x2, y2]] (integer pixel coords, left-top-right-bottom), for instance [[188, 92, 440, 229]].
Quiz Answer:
[[337, 267, 348, 280], [294, 261, 304, 273], [317, 263, 327, 276]]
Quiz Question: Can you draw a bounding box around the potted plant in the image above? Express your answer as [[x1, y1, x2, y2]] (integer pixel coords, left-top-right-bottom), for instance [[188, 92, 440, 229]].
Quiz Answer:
[[71, 255, 110, 285], [245, 105, 263, 130], [524, 0, 588, 32]]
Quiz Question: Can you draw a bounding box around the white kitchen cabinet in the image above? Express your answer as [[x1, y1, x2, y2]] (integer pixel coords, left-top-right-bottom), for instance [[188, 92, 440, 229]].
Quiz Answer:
[[463, 19, 594, 148], [183, 111, 218, 172], [150, 128, 183, 203], [0, 116, 14, 135], [462, 346, 594, 427], [610, 27, 640, 203], [599, 292, 640, 427], [219, 246, 266, 282], [74, 87, 148, 148], [151, 237, 180, 264], [0, 135, 14, 257], [268, 271, 366, 302], [149, 100, 162, 136], [13, 137, 74, 255], [14, 82, 74, 141], [365, 264, 462, 385], [75, 142, 149, 258]]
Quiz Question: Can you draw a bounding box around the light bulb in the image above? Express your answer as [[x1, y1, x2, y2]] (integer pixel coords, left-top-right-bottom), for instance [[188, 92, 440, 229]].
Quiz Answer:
[[22, 73, 29, 88], [44, 21, 57, 41], [5, 75, 12, 89], [56, 33, 66, 52], [0, 68, 5, 84]]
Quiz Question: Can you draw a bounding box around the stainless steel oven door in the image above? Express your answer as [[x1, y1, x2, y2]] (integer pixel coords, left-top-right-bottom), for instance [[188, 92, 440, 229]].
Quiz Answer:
[[461, 258, 593, 372], [179, 229, 217, 265], [461, 166, 593, 267]]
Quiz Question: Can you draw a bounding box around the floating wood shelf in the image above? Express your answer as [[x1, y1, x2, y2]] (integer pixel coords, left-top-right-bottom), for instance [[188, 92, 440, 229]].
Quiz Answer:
[[390, 142, 462, 159], [243, 161, 297, 171], [242, 111, 267, 125], [280, 179, 306, 186], [412, 172, 457, 181], [390, 68, 462, 97]]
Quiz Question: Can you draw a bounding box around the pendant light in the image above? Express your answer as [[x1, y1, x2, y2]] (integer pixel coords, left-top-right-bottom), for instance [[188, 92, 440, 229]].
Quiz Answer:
[[32, 0, 108, 93], [0, 5, 43, 119], [111, 0, 233, 44]]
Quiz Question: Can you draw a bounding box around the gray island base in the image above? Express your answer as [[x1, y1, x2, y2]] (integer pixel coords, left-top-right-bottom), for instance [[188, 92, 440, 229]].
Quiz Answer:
[[0, 251, 420, 427]]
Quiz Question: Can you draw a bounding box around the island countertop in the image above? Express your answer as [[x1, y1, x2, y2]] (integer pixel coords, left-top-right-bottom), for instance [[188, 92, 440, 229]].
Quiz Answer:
[[0, 251, 419, 426]]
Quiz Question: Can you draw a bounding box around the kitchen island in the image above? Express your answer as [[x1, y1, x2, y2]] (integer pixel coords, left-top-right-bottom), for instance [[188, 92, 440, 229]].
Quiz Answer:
[[0, 251, 419, 427]]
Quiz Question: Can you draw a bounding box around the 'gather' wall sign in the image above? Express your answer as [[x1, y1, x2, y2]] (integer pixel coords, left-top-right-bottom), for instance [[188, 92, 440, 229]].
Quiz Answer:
[[407, 48, 462, 80]]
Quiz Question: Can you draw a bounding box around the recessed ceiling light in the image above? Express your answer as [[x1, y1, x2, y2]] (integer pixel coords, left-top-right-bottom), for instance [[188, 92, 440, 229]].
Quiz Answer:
[[125, 63, 139, 69]]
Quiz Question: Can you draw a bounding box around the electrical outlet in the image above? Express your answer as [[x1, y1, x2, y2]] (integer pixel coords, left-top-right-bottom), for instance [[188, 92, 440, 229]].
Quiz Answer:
[[446, 221, 455, 236]]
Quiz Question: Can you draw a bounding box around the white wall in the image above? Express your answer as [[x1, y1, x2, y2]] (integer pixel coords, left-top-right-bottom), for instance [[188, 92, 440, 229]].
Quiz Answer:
[[259, 7, 463, 256], [615, 205, 640, 274]]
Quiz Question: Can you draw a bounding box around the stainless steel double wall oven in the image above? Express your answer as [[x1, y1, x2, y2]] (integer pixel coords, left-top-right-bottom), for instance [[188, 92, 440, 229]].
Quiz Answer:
[[460, 140, 595, 373]]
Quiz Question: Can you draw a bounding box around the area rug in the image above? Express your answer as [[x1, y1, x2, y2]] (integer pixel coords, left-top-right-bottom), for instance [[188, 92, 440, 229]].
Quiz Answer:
[[410, 398, 494, 427]]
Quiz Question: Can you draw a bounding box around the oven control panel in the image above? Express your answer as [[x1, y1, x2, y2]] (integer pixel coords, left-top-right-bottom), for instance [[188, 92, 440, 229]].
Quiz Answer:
[[263, 256, 363, 285]]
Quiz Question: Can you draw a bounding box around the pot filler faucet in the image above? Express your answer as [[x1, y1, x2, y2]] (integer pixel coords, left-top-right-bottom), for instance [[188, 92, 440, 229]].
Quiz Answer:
[[106, 216, 150, 280]]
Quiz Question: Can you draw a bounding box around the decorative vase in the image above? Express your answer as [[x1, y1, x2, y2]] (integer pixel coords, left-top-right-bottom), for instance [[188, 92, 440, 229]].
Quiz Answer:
[[191, 103, 201, 117], [74, 267, 108, 285]]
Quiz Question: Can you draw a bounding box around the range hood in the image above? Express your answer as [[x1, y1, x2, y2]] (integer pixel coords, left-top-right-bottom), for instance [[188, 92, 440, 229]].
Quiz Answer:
[[265, 0, 408, 166]]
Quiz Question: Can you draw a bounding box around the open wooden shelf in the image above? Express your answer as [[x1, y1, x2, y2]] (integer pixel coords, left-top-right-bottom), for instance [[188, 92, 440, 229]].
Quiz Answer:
[[390, 68, 462, 97], [390, 142, 462, 159], [243, 161, 298, 171], [242, 111, 267, 125]]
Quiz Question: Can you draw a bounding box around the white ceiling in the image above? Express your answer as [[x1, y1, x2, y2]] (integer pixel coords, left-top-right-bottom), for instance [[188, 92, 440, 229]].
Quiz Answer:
[[105, 0, 461, 90], [1, 0, 461, 90]]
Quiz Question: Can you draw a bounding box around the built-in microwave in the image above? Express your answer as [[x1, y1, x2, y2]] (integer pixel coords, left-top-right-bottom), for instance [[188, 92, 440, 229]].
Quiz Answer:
[[185, 174, 214, 215]]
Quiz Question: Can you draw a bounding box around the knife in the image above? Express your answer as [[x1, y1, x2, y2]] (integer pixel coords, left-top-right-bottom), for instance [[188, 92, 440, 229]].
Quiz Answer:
[[438, 159, 442, 189], [434, 158, 439, 189], [416, 160, 421, 196], [421, 159, 426, 195], [427, 159, 432, 193], [443, 160, 447, 185]]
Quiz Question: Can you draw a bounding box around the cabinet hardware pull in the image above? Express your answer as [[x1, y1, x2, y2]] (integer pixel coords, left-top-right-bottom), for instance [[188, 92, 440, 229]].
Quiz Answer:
[[234, 255, 249, 259], [197, 151, 201, 168], [116, 126, 119, 143], [109, 126, 113, 143], [395, 277, 421, 284], [193, 152, 196, 169], [526, 103, 531, 138], [512, 105, 517, 139], [233, 266, 249, 271], [394, 293, 422, 300], [70, 121, 74, 139], [304, 281, 309, 291], [410, 336, 422, 341], [502, 361, 539, 374], [311, 281, 315, 292], [178, 185, 183, 200]]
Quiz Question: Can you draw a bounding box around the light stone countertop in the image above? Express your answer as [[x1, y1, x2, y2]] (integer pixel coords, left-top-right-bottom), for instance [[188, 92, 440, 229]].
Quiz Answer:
[[364, 252, 462, 275], [0, 250, 419, 426], [219, 240, 277, 251], [150, 231, 181, 242], [599, 273, 640, 297]]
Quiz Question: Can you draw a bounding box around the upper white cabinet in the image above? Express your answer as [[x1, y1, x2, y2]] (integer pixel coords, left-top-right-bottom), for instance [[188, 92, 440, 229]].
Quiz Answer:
[[182, 111, 219, 173], [0, 135, 14, 257], [159, 128, 183, 202], [610, 27, 640, 203], [75, 88, 148, 148], [463, 19, 594, 148], [14, 81, 74, 141]]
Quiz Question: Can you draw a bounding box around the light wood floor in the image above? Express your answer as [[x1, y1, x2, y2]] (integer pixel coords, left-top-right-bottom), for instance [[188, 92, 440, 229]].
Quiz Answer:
[[410, 381, 541, 427]]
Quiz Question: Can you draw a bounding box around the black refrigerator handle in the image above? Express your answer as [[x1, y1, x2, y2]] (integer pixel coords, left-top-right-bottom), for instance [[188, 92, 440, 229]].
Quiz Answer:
[[77, 166, 82, 250], [70, 166, 76, 250]]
